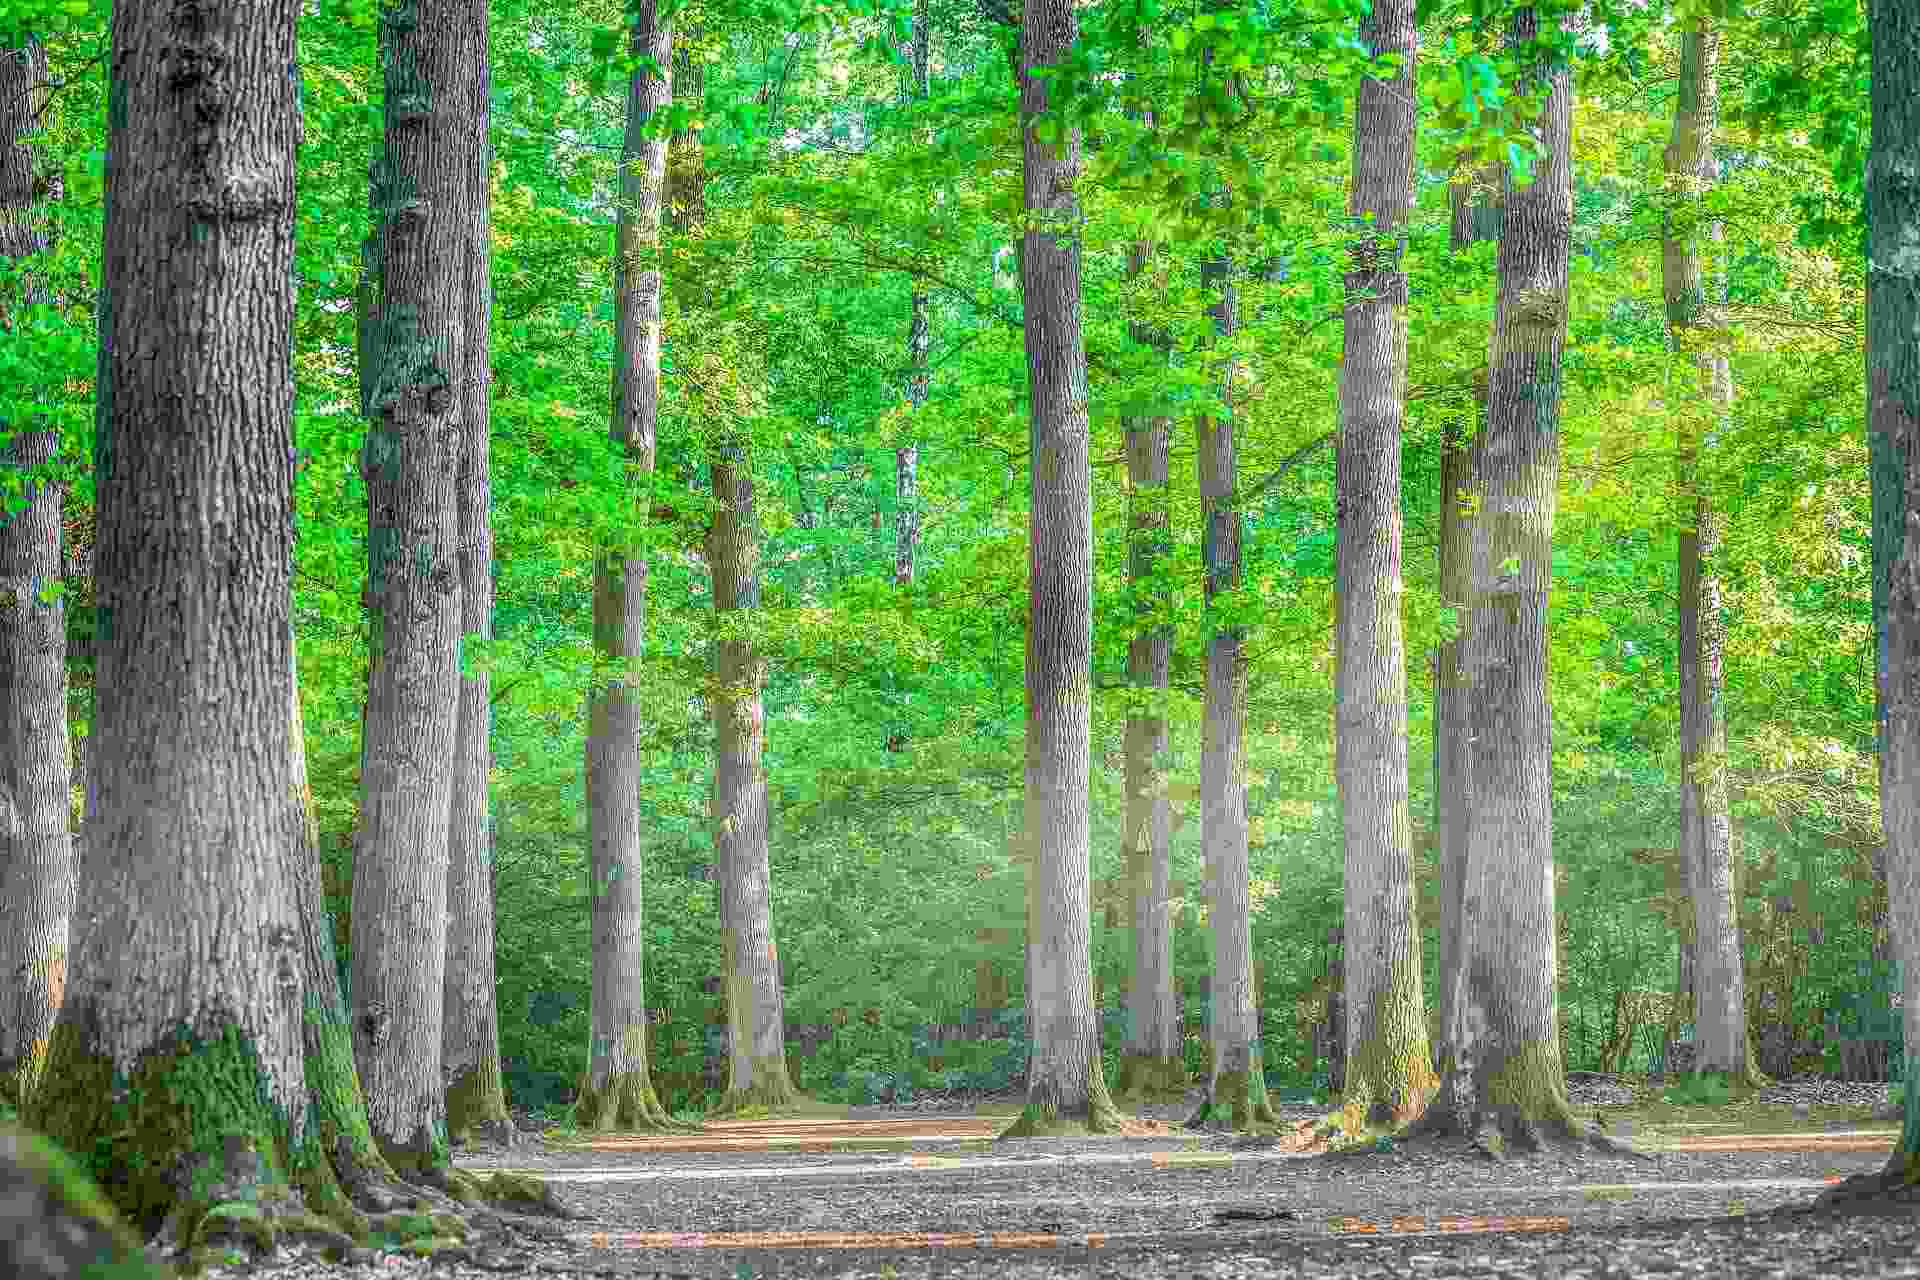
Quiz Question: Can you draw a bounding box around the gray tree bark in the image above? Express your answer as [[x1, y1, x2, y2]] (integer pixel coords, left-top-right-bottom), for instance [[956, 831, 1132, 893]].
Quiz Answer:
[[26, 0, 313, 1233], [579, 0, 677, 1132], [1663, 23, 1754, 1087], [706, 443, 802, 1112], [1432, 168, 1498, 1077], [1002, 0, 1119, 1136], [1336, 0, 1433, 1131], [1191, 258, 1274, 1133], [1116, 241, 1183, 1101], [1409, 8, 1611, 1155], [1824, 0, 1920, 1204], [0, 35, 71, 1116], [442, 0, 511, 1147], [353, 0, 486, 1177], [896, 0, 930, 589]]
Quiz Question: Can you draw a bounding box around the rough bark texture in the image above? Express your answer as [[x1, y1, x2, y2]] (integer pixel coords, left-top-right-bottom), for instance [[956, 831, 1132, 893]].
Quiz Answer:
[[896, 0, 930, 589], [0, 37, 70, 1116], [1191, 258, 1273, 1133], [27, 0, 316, 1239], [1002, 0, 1118, 1137], [1433, 168, 1499, 1077], [353, 0, 484, 1177], [1663, 24, 1754, 1088], [441, 0, 511, 1147], [1116, 243, 1183, 1101], [1409, 9, 1603, 1157], [1826, 0, 1920, 1202], [288, 638, 402, 1218], [706, 445, 801, 1114], [1335, 0, 1433, 1132], [579, 0, 676, 1133]]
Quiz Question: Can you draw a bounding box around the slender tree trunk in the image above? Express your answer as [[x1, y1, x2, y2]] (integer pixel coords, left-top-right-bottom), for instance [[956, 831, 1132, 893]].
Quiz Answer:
[[896, 0, 930, 588], [1336, 0, 1433, 1132], [26, 0, 315, 1236], [1409, 8, 1608, 1155], [1002, 0, 1118, 1136], [441, 0, 511, 1147], [0, 36, 70, 1115], [1191, 257, 1274, 1132], [1116, 242, 1183, 1101], [578, 0, 677, 1133], [706, 442, 801, 1112], [1433, 166, 1499, 1075], [353, 0, 484, 1177], [1663, 23, 1755, 1088], [1826, 0, 1920, 1203]]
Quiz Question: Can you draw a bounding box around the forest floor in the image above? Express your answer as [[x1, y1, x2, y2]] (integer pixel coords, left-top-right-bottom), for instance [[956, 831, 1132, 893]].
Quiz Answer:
[[201, 1077, 1920, 1279]]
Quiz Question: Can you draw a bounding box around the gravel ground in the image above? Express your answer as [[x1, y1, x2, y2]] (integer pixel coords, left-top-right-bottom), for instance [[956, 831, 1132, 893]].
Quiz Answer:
[[185, 1078, 1917, 1279]]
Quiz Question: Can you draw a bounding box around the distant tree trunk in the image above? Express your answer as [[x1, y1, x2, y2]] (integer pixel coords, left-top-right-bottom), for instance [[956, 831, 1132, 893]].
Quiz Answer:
[[1826, 0, 1920, 1205], [1192, 257, 1274, 1132], [1663, 23, 1756, 1088], [896, 0, 930, 589], [1433, 167, 1499, 1077], [441, 0, 511, 1147], [0, 35, 70, 1116], [706, 441, 801, 1113], [289, 636, 404, 1210], [26, 0, 318, 1234], [1116, 240, 1183, 1101], [578, 0, 677, 1133], [1002, 0, 1119, 1137], [1336, 0, 1432, 1132], [353, 0, 484, 1177], [1409, 8, 1608, 1155]]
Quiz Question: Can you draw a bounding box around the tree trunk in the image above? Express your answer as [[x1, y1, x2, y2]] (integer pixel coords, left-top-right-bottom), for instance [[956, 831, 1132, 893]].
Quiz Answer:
[[1116, 243, 1183, 1101], [0, 35, 70, 1116], [896, 0, 930, 589], [1663, 23, 1755, 1088], [706, 443, 801, 1113], [1433, 167, 1499, 1078], [579, 0, 677, 1133], [1409, 8, 1606, 1155], [27, 0, 315, 1237], [353, 0, 484, 1178], [441, 0, 511, 1147], [1001, 0, 1118, 1137], [1190, 257, 1274, 1132], [1336, 0, 1433, 1132], [1826, 0, 1920, 1203]]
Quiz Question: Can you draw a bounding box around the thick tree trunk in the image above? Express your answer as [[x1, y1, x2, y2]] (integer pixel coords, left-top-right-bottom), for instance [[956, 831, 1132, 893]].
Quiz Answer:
[[896, 0, 930, 589], [1001, 0, 1118, 1137], [27, 0, 315, 1237], [1116, 244, 1183, 1101], [1336, 0, 1433, 1132], [1433, 166, 1499, 1077], [0, 36, 70, 1116], [579, 0, 677, 1133], [1826, 0, 1920, 1203], [1191, 258, 1274, 1132], [353, 0, 485, 1178], [442, 0, 511, 1147], [1663, 24, 1755, 1088], [1409, 9, 1607, 1156], [706, 445, 802, 1113]]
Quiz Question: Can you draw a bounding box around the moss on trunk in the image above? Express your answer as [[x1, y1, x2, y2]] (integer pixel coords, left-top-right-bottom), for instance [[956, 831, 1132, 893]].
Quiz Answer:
[[707, 1054, 807, 1118], [1114, 1052, 1189, 1102], [1000, 1059, 1124, 1137], [572, 1066, 685, 1131]]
